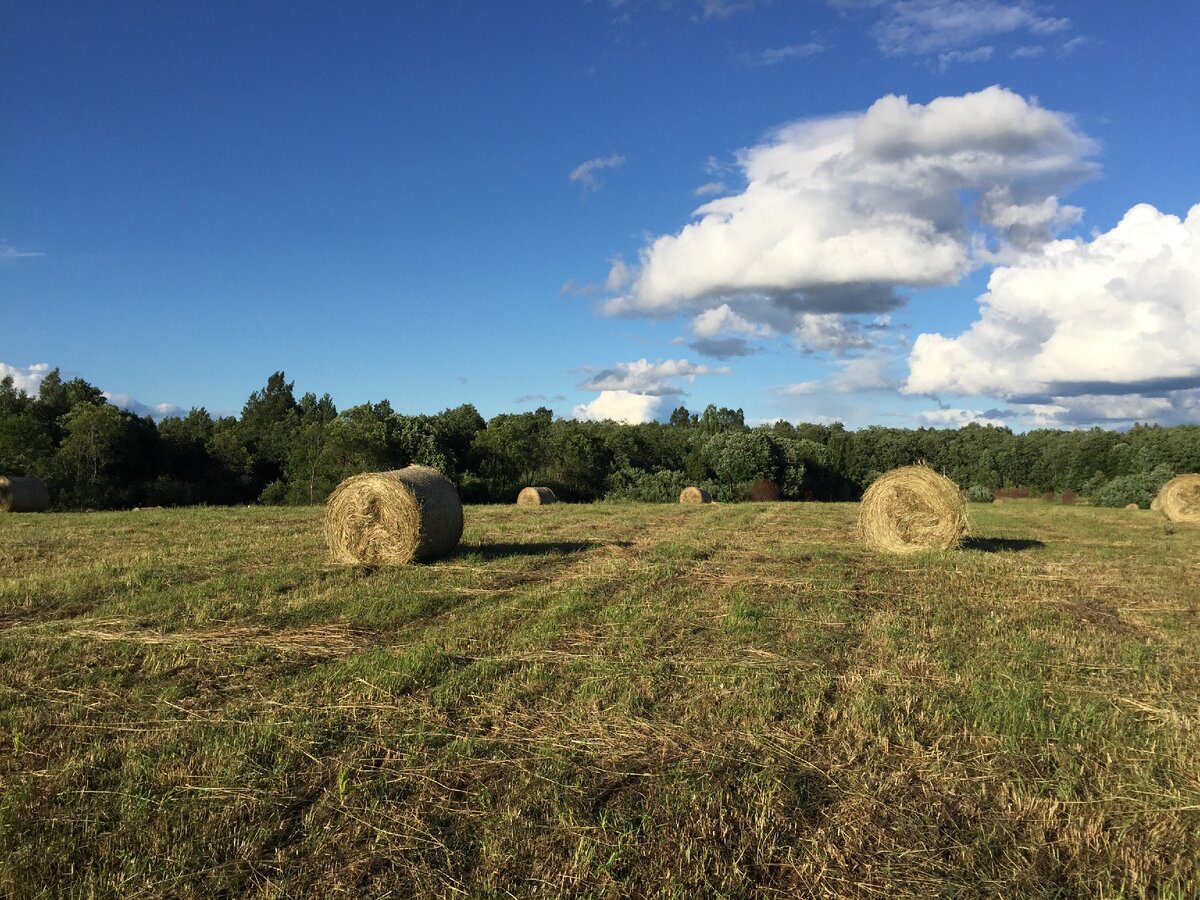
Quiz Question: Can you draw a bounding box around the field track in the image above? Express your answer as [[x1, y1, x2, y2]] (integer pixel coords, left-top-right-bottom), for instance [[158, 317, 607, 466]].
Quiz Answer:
[[2, 501, 1198, 897]]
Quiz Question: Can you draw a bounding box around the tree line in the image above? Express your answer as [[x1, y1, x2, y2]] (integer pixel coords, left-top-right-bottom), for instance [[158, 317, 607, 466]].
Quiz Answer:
[[2, 369, 1198, 510]]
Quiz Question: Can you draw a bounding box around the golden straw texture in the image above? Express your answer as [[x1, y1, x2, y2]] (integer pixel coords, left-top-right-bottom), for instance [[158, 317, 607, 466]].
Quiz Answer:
[[517, 487, 557, 506], [679, 486, 712, 504], [0, 476, 49, 513], [323, 466, 463, 565], [1153, 474, 1200, 523], [858, 465, 968, 553]]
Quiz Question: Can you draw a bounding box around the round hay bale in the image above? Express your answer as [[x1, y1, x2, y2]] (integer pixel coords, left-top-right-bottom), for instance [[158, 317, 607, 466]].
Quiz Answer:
[[517, 486, 557, 506], [1124, 502, 1139, 511], [0, 476, 49, 513], [858, 465, 968, 553], [1153, 474, 1200, 523], [324, 465, 463, 565], [679, 486, 711, 504]]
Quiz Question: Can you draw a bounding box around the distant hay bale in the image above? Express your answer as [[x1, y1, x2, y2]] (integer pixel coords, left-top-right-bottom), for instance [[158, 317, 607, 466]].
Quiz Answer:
[[858, 465, 968, 553], [324, 465, 463, 565], [1153, 474, 1200, 523], [0, 476, 49, 513], [517, 486, 557, 506], [679, 486, 711, 504], [1124, 503, 1139, 510]]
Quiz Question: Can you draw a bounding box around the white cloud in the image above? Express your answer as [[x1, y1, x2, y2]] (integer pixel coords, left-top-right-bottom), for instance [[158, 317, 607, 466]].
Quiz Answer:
[[874, 1, 1069, 57], [579, 358, 730, 395], [906, 203, 1200, 424], [693, 180, 728, 197], [916, 407, 1008, 427], [692, 303, 771, 338], [743, 42, 825, 66], [792, 313, 875, 353], [1012, 44, 1044, 58], [0, 362, 50, 395], [0, 242, 44, 263], [699, 0, 756, 19], [781, 352, 897, 395], [572, 390, 666, 424], [104, 393, 185, 420], [936, 45, 993, 71], [604, 87, 1096, 341], [1057, 35, 1091, 57], [570, 154, 626, 192], [606, 257, 634, 291]]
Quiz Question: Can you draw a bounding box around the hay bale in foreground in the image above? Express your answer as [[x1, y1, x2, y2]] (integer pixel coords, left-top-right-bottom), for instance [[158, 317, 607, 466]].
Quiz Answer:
[[1124, 503, 1140, 511], [679, 486, 711, 504], [0, 476, 49, 513], [858, 465, 968, 553], [324, 466, 463, 565], [1153, 474, 1200, 523], [517, 486, 557, 506]]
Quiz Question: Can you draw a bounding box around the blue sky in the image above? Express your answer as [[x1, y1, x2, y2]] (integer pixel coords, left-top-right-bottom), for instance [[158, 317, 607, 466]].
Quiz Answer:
[[3, 1, 1199, 428]]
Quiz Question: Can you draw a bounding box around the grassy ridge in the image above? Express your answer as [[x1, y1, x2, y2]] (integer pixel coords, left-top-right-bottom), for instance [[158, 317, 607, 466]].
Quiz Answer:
[[1, 502, 1198, 898]]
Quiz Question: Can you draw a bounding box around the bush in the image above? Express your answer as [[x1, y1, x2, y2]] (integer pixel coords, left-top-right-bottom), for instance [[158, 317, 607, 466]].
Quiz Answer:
[[745, 478, 781, 501], [456, 473, 492, 504], [605, 468, 690, 503], [1087, 465, 1174, 509], [966, 484, 995, 503]]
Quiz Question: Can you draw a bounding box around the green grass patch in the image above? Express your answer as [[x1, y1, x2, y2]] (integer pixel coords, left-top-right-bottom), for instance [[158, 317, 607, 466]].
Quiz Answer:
[[1, 501, 1198, 897]]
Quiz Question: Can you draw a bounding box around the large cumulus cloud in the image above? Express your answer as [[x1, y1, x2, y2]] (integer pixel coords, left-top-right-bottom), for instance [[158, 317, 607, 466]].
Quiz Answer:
[[604, 86, 1096, 353], [905, 203, 1200, 424]]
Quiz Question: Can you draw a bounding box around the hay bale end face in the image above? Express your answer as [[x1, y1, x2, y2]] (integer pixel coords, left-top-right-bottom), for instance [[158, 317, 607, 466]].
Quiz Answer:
[[679, 486, 711, 504], [0, 476, 49, 513], [517, 486, 557, 506], [324, 466, 463, 565], [858, 465, 968, 553], [1153, 474, 1200, 523]]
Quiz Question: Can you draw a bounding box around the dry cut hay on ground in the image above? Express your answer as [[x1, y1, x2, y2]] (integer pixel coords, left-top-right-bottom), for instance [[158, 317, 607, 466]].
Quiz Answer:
[[0, 475, 49, 513], [324, 465, 463, 565], [517, 486, 557, 506], [1153, 473, 1200, 523], [679, 486, 712, 504], [858, 464, 968, 553]]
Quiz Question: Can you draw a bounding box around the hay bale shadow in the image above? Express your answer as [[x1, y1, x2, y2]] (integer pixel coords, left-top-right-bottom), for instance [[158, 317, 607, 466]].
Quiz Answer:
[[453, 540, 631, 561], [962, 537, 1046, 553]]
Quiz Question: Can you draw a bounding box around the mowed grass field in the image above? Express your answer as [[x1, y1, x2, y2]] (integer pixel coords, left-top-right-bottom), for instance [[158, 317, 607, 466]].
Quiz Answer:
[[1, 500, 1198, 898]]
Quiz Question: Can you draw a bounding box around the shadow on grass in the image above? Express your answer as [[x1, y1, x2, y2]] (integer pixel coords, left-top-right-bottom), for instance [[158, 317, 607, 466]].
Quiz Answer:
[[453, 540, 632, 561], [963, 537, 1046, 553]]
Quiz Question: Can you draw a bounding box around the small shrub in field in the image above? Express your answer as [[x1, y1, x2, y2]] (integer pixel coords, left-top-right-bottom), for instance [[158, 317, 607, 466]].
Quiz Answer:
[[994, 487, 1029, 499], [745, 478, 781, 501], [1061, 490, 1078, 505], [966, 484, 995, 503], [1088, 466, 1175, 509], [606, 468, 691, 503]]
